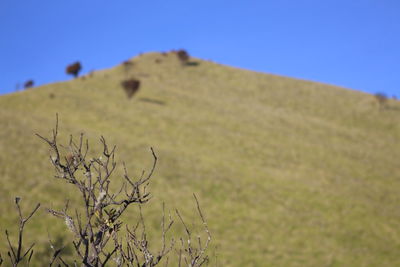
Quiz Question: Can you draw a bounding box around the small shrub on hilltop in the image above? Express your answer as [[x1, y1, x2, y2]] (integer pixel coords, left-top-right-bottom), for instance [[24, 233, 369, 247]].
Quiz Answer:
[[122, 60, 133, 66], [176, 49, 190, 65], [121, 60, 134, 76], [66, 61, 82, 78], [24, 80, 34, 89], [122, 60, 134, 70]]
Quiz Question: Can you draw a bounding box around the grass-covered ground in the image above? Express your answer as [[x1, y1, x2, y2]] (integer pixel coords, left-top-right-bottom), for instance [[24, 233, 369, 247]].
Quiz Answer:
[[0, 52, 399, 266]]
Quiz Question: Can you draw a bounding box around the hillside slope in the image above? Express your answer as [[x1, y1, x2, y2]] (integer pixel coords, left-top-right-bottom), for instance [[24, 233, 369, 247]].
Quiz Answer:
[[1, 52, 400, 266]]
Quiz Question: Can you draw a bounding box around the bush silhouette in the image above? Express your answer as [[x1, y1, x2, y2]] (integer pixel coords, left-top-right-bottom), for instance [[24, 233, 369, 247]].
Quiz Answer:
[[66, 62, 82, 78], [24, 80, 34, 89], [122, 60, 133, 66], [176, 50, 190, 65], [121, 79, 141, 99]]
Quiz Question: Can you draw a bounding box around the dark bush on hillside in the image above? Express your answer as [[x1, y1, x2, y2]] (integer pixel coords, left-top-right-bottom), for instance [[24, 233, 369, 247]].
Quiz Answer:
[[24, 80, 34, 89], [122, 60, 134, 73], [374, 92, 388, 109], [122, 60, 134, 68], [121, 79, 141, 99], [176, 49, 190, 64], [66, 62, 82, 78]]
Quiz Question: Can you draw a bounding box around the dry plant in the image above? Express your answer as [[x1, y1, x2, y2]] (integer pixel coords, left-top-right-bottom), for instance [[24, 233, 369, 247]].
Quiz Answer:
[[31, 115, 211, 266], [0, 198, 40, 267], [175, 194, 211, 267]]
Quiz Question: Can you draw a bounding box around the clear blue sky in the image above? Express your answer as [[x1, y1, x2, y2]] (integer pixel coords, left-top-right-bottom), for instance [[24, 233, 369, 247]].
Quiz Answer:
[[0, 0, 399, 96]]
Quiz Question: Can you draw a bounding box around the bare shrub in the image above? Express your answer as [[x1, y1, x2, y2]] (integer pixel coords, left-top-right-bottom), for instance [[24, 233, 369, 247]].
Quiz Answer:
[[31, 116, 211, 266], [24, 80, 34, 89], [0, 116, 212, 266], [66, 62, 82, 78], [121, 79, 141, 99], [1, 198, 40, 266]]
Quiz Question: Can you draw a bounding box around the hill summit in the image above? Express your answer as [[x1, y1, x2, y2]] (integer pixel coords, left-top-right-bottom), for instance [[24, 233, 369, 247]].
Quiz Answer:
[[0, 52, 400, 266]]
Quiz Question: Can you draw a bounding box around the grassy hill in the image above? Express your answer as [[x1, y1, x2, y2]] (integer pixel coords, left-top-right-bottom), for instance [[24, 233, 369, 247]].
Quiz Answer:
[[1, 52, 399, 266]]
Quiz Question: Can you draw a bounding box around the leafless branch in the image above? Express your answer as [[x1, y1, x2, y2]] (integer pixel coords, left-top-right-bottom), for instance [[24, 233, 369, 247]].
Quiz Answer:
[[175, 194, 211, 267], [33, 116, 212, 266], [48, 232, 69, 267], [3, 198, 40, 266]]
